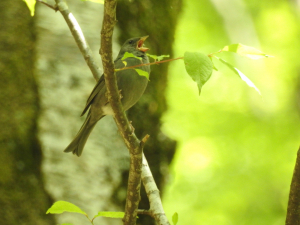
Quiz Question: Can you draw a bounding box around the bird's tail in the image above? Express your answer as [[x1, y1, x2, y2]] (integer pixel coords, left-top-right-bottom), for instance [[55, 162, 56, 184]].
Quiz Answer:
[[64, 114, 98, 157]]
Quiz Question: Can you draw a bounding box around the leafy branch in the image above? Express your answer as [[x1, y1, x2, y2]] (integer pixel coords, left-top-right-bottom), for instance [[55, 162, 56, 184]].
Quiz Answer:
[[117, 43, 272, 95], [29, 1, 271, 97], [116, 56, 184, 71]]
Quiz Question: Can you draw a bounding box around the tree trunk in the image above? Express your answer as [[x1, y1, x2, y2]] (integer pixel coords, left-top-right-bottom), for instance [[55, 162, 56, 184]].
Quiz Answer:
[[0, 1, 55, 224]]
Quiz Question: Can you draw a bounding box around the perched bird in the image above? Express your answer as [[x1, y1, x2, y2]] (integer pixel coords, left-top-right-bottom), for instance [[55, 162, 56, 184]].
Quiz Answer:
[[64, 36, 150, 156]]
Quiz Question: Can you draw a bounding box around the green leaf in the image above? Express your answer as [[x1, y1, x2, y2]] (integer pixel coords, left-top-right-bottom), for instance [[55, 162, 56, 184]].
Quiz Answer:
[[23, 0, 36, 16], [184, 52, 213, 94], [94, 211, 125, 219], [215, 56, 261, 95], [172, 212, 178, 225], [221, 43, 272, 59], [122, 52, 142, 61], [61, 224, 74, 225], [122, 61, 127, 67], [147, 54, 170, 62], [46, 201, 87, 215], [135, 69, 149, 80]]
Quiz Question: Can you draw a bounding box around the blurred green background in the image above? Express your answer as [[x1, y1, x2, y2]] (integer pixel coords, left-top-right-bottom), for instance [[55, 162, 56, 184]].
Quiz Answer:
[[162, 0, 300, 224]]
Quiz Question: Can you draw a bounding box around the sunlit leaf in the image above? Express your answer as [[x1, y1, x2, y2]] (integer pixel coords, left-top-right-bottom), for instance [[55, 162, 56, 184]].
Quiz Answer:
[[172, 212, 178, 225], [215, 56, 261, 95], [184, 52, 213, 95], [61, 224, 73, 225], [46, 201, 87, 215], [221, 43, 272, 59], [23, 0, 36, 16], [122, 52, 142, 61], [94, 211, 125, 218], [147, 54, 170, 61], [135, 69, 149, 80], [122, 61, 127, 67]]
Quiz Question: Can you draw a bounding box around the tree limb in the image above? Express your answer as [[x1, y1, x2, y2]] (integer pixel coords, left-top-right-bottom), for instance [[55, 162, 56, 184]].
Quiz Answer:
[[100, 1, 144, 224], [54, 0, 102, 81], [142, 154, 170, 225]]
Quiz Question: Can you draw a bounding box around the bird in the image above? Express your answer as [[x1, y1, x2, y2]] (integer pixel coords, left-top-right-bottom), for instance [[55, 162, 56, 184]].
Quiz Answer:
[[64, 36, 150, 156]]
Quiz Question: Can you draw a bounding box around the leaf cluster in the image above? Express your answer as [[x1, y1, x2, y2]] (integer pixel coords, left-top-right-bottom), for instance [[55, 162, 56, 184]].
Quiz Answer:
[[121, 43, 271, 95], [184, 43, 271, 95], [47, 201, 126, 225]]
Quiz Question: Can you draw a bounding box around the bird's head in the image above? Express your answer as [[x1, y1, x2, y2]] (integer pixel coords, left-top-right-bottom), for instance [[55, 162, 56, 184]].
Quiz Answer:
[[120, 36, 149, 56]]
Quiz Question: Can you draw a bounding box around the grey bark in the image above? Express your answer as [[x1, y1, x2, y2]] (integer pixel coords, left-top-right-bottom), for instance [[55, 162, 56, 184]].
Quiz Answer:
[[36, 1, 127, 225]]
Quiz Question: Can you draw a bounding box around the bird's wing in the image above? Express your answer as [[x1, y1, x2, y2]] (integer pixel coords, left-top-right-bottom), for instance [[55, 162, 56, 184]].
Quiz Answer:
[[80, 57, 139, 117], [80, 75, 105, 116], [114, 57, 128, 68]]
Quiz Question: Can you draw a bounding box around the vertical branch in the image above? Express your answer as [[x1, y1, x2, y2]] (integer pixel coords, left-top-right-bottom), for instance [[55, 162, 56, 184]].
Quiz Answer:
[[286, 146, 300, 225], [100, 1, 143, 224], [116, 1, 181, 223]]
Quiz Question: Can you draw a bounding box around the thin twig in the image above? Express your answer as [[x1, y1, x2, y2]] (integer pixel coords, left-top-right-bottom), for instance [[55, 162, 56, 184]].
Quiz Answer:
[[140, 134, 150, 148], [36, 0, 58, 11], [115, 57, 183, 72], [137, 209, 154, 217]]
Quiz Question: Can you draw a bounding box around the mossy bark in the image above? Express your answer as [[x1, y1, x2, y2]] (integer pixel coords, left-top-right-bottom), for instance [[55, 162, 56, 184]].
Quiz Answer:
[[0, 1, 55, 224]]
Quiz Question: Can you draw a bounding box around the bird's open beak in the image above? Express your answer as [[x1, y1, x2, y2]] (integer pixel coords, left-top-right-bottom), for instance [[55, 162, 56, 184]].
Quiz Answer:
[[137, 36, 149, 52]]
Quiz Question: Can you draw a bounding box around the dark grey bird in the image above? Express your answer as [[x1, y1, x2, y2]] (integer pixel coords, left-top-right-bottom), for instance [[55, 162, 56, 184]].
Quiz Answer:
[[64, 36, 150, 156]]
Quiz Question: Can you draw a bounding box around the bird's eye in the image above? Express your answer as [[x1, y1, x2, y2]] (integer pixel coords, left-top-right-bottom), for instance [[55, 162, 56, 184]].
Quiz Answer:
[[128, 40, 133, 44]]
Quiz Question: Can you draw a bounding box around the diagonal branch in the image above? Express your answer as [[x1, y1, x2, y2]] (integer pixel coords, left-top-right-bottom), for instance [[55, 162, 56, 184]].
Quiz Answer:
[[37, 0, 58, 11], [141, 155, 170, 225], [54, 0, 102, 81]]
